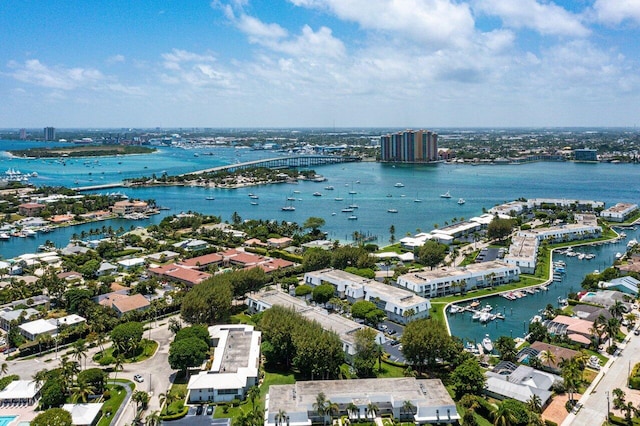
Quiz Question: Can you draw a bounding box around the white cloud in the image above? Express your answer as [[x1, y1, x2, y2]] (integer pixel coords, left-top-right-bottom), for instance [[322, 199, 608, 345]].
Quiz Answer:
[[8, 59, 105, 90], [474, 0, 589, 37], [106, 54, 126, 64], [290, 0, 476, 49], [593, 0, 640, 25]]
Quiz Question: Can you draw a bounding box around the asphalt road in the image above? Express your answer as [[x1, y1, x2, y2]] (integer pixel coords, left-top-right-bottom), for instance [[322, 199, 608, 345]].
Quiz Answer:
[[1, 315, 179, 426], [564, 328, 640, 426]]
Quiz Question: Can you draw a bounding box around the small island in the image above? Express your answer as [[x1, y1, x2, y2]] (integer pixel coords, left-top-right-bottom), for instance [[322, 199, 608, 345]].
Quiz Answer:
[[10, 145, 156, 158]]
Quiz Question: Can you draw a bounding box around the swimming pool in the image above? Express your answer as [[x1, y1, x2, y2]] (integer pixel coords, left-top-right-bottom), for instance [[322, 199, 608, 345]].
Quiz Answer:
[[0, 416, 17, 426]]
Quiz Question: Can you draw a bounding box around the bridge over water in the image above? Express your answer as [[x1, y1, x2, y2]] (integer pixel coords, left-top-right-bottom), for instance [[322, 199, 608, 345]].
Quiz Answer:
[[73, 155, 361, 191], [181, 154, 361, 176]]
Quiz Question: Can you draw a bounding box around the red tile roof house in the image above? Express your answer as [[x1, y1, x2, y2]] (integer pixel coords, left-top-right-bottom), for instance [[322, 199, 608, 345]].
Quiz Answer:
[[222, 249, 295, 273], [179, 253, 224, 270], [99, 293, 150, 317], [148, 263, 212, 287], [267, 237, 293, 249], [18, 203, 46, 217]]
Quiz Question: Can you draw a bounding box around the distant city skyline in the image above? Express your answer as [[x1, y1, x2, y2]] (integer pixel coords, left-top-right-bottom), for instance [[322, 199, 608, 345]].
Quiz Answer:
[[1, 1, 639, 128]]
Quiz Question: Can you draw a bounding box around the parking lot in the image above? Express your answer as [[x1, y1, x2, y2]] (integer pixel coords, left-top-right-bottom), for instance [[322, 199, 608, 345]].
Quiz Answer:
[[379, 320, 406, 363], [164, 406, 230, 426]]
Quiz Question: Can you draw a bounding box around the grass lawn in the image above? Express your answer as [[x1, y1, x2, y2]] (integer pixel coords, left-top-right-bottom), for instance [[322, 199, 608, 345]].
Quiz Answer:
[[162, 374, 188, 415], [214, 367, 297, 419], [97, 380, 132, 426], [376, 360, 406, 378], [93, 339, 158, 364], [231, 312, 256, 326]]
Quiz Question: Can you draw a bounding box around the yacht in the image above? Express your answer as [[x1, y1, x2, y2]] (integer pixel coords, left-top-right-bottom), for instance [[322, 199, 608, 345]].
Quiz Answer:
[[394, 182, 405, 188], [24, 229, 37, 237], [387, 209, 398, 213], [251, 202, 258, 206], [313, 192, 322, 197], [414, 193, 422, 202], [249, 194, 259, 199], [324, 186, 334, 190], [482, 334, 494, 353], [341, 207, 354, 213], [334, 196, 344, 201], [281, 205, 295, 211], [205, 196, 215, 200], [457, 198, 465, 205], [348, 215, 358, 220], [0, 233, 9, 240], [349, 190, 357, 195], [440, 190, 452, 198], [628, 239, 638, 249]]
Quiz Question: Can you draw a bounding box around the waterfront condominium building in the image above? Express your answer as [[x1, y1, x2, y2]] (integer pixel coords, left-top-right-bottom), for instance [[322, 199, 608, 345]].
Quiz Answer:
[[380, 129, 438, 163], [43, 127, 56, 141]]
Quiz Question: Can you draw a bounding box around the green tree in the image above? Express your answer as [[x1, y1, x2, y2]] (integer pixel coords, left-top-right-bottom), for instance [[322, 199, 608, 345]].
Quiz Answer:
[[110, 322, 144, 357], [40, 378, 67, 408], [168, 337, 210, 374], [294, 284, 313, 298], [302, 248, 332, 272], [539, 350, 556, 370], [401, 319, 458, 372], [487, 217, 514, 241], [303, 217, 326, 235], [494, 336, 517, 362], [181, 277, 233, 324], [31, 408, 73, 426], [491, 401, 516, 426], [312, 284, 335, 304], [416, 240, 447, 269], [450, 358, 486, 399], [353, 327, 378, 377], [527, 321, 549, 343], [77, 368, 106, 394]]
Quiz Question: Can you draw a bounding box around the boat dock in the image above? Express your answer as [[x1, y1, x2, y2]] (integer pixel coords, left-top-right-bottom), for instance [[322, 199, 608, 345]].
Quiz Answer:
[[449, 303, 505, 323]]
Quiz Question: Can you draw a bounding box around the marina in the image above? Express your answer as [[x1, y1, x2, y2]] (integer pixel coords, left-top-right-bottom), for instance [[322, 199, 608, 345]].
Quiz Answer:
[[447, 226, 640, 346]]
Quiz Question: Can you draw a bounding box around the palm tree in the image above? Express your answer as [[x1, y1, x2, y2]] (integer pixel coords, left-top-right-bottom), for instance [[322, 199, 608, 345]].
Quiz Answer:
[[275, 409, 288, 426], [366, 403, 379, 420], [539, 349, 557, 370], [609, 300, 626, 320], [606, 317, 621, 348], [145, 410, 161, 426], [72, 382, 95, 403], [248, 385, 261, 411], [132, 390, 150, 411], [112, 355, 124, 382], [313, 392, 328, 425], [326, 400, 339, 424], [346, 402, 358, 420], [0, 362, 8, 377], [402, 400, 416, 420], [561, 358, 582, 404], [492, 401, 516, 426], [31, 368, 48, 390], [527, 395, 542, 414], [158, 391, 167, 412], [72, 339, 88, 370]]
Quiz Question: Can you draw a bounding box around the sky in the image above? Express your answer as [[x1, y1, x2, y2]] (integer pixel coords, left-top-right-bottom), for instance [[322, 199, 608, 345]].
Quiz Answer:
[[1, 0, 639, 128]]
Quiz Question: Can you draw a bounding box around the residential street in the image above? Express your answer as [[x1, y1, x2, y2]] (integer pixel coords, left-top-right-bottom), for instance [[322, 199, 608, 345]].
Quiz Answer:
[[564, 330, 640, 426], [1, 315, 178, 426]]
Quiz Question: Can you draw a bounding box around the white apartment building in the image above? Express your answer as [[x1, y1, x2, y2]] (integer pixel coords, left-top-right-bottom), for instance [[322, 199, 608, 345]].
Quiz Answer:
[[504, 235, 539, 274], [186, 324, 260, 404], [396, 261, 520, 298], [303, 269, 431, 324], [517, 223, 601, 243], [600, 202, 638, 222]]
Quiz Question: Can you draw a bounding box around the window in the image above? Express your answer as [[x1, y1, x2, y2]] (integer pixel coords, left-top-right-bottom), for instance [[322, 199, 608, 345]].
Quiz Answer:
[[218, 389, 239, 395]]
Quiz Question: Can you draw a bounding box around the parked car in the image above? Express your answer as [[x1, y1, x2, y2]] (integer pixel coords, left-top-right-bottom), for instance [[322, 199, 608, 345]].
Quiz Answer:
[[133, 374, 144, 383], [196, 405, 204, 415], [206, 405, 214, 415], [634, 329, 640, 336]]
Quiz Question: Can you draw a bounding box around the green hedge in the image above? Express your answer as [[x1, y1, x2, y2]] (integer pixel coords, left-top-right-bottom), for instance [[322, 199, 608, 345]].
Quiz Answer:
[[0, 375, 19, 391], [160, 406, 189, 421], [609, 414, 640, 425], [270, 249, 303, 263], [544, 420, 558, 426]]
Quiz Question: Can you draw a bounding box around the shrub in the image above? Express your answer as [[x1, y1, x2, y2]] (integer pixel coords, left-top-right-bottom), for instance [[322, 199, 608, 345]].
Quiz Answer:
[[544, 420, 558, 426], [103, 390, 111, 400], [160, 406, 189, 421]]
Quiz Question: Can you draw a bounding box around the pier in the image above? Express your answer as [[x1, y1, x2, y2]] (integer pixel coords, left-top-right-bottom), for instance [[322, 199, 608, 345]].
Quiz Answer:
[[73, 182, 126, 192]]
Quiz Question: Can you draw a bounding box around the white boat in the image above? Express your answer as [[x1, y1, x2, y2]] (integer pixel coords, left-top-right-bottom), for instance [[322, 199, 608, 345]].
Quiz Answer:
[[440, 190, 451, 198], [387, 209, 398, 213], [205, 196, 215, 200], [249, 194, 259, 199], [24, 229, 37, 237], [458, 198, 465, 205], [394, 182, 405, 187], [341, 207, 354, 213], [479, 312, 492, 323], [334, 197, 344, 201], [471, 312, 481, 321], [313, 192, 322, 197], [449, 305, 462, 314], [414, 193, 422, 203], [250, 202, 258, 206], [628, 239, 638, 249], [615, 252, 623, 259], [0, 233, 9, 240], [348, 215, 358, 220], [482, 334, 494, 352], [324, 186, 334, 190], [281, 206, 295, 211]]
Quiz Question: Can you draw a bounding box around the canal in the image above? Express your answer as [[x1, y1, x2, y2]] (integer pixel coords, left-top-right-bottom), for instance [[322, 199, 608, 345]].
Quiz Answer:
[[446, 227, 640, 346]]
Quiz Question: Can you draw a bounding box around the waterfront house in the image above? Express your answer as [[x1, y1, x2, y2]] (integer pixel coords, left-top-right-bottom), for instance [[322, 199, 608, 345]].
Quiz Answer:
[[265, 377, 460, 426], [303, 269, 430, 324], [395, 261, 520, 298], [519, 342, 580, 373], [111, 200, 148, 216], [267, 237, 293, 248], [600, 202, 638, 222], [172, 238, 209, 252], [186, 324, 260, 404], [599, 276, 640, 296], [17, 202, 45, 217], [179, 253, 224, 270], [545, 315, 595, 346], [579, 290, 632, 311]]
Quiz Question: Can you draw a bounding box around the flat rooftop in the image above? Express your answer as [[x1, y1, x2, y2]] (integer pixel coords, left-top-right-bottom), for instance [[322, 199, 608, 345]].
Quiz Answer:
[[211, 326, 256, 374], [405, 260, 515, 281]]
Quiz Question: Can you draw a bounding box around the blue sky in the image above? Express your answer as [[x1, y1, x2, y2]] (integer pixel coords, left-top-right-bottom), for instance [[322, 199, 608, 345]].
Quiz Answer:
[[1, 0, 639, 128]]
